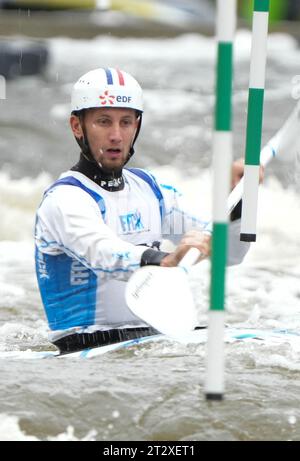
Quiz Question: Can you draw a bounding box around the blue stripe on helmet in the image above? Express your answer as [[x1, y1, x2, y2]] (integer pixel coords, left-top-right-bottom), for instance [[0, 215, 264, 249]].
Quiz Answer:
[[104, 68, 113, 85]]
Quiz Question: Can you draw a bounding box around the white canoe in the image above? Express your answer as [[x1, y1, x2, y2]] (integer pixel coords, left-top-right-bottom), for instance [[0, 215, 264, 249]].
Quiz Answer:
[[0, 327, 299, 360]]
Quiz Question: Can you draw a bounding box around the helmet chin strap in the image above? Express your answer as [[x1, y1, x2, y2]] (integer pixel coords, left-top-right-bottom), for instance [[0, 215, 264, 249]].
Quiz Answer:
[[125, 113, 142, 165]]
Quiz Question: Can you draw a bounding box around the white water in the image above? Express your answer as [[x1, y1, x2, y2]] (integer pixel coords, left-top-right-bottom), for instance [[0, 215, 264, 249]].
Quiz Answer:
[[0, 29, 300, 441]]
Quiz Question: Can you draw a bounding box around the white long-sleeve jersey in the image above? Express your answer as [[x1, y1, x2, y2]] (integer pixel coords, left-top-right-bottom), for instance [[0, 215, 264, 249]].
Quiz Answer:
[[35, 168, 249, 342]]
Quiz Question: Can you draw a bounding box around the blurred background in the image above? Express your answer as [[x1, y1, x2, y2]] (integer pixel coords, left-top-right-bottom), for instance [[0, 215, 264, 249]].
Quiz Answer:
[[0, 0, 299, 178], [0, 0, 300, 39], [0, 0, 300, 179]]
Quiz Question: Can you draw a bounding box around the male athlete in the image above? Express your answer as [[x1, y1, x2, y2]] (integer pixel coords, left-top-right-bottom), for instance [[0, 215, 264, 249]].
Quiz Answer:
[[35, 68, 250, 354]]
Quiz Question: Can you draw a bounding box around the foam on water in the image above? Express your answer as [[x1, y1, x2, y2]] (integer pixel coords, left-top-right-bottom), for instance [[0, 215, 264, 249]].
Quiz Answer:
[[0, 320, 49, 352], [0, 171, 52, 241], [0, 414, 39, 441], [47, 31, 299, 79], [0, 413, 97, 441]]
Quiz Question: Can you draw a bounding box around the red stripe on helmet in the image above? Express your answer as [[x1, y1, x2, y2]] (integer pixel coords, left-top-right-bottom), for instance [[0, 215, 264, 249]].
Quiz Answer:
[[116, 69, 125, 86]]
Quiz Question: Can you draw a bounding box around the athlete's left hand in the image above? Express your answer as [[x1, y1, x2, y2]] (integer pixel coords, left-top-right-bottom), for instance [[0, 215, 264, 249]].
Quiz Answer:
[[231, 158, 265, 189], [160, 230, 211, 267]]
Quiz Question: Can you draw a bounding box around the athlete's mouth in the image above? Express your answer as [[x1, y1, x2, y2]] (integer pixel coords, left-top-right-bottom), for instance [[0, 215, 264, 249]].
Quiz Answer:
[[106, 148, 122, 156]]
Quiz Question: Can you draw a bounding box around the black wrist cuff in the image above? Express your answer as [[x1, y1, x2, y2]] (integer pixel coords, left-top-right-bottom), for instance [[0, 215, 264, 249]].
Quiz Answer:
[[230, 199, 242, 221], [140, 249, 169, 267]]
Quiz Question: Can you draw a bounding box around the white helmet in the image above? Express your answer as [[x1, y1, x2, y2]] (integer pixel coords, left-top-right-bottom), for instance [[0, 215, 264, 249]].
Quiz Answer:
[[71, 67, 143, 113]]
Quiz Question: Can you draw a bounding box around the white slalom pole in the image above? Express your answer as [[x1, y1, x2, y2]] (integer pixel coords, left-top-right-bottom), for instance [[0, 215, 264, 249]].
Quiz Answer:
[[205, 0, 236, 401], [240, 0, 270, 242]]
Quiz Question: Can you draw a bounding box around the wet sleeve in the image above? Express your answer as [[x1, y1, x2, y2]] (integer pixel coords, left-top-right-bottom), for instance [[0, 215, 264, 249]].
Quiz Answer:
[[158, 182, 249, 265], [160, 184, 209, 245]]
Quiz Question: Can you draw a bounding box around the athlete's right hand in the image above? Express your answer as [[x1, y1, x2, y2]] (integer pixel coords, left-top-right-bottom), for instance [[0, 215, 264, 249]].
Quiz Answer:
[[160, 230, 211, 267]]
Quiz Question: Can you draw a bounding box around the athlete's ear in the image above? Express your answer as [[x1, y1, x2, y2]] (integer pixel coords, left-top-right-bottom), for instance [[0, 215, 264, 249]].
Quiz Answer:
[[70, 114, 84, 139]]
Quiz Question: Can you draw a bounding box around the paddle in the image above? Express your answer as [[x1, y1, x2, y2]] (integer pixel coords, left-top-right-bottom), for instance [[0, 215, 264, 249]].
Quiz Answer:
[[125, 248, 200, 337], [125, 100, 300, 336]]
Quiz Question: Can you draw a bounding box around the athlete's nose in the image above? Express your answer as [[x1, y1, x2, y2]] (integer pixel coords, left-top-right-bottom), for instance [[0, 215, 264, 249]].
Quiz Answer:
[[108, 122, 122, 144]]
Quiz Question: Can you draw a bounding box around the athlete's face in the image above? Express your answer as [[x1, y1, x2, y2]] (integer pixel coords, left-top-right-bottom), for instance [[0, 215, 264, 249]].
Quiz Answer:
[[70, 108, 140, 172]]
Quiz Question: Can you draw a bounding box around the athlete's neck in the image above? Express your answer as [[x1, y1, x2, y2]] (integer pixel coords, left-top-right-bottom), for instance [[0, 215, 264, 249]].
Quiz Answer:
[[71, 153, 125, 191]]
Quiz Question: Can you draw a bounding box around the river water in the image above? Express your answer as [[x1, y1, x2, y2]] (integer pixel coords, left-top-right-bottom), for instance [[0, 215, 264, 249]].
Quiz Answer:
[[0, 30, 300, 441]]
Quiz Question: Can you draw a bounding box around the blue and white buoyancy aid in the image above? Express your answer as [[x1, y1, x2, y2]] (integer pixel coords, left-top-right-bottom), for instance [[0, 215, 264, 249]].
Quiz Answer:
[[35, 168, 249, 342]]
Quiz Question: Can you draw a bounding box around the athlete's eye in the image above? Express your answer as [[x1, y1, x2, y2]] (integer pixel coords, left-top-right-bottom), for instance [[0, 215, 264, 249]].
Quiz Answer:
[[121, 118, 134, 127], [96, 118, 110, 126]]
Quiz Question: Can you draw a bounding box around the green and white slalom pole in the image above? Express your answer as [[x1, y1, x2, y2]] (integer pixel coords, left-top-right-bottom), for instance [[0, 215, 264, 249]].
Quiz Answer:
[[240, 0, 270, 242], [205, 0, 236, 401]]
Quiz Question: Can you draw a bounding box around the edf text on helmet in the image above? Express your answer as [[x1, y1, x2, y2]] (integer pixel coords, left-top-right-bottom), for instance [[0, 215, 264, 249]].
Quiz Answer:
[[116, 96, 132, 103]]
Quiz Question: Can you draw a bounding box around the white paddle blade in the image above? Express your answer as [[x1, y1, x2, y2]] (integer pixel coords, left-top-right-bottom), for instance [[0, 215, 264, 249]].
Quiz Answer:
[[125, 265, 198, 336]]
